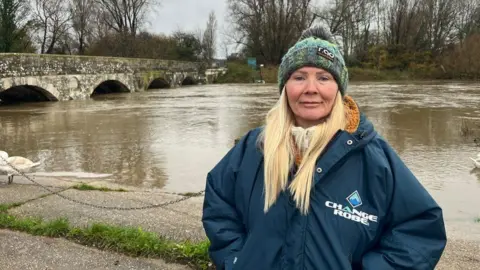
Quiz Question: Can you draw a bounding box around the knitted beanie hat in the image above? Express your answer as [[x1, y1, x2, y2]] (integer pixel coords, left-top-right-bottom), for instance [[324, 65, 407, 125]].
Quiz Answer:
[[278, 26, 348, 95]]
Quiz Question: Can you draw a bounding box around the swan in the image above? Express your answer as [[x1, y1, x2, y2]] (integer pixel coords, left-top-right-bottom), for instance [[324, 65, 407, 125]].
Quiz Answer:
[[0, 151, 8, 166], [470, 153, 480, 169], [0, 150, 41, 184], [471, 158, 480, 169]]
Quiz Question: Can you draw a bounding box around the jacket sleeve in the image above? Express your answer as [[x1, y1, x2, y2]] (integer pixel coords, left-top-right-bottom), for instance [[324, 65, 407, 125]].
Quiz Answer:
[[362, 141, 447, 270], [202, 132, 252, 269]]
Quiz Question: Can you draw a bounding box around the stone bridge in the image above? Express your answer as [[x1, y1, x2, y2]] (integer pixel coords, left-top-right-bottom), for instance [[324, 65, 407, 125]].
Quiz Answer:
[[0, 53, 202, 103]]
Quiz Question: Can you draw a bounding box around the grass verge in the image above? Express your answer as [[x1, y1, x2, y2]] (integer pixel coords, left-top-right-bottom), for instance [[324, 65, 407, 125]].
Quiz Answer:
[[72, 183, 128, 192], [0, 204, 211, 269], [215, 61, 477, 84]]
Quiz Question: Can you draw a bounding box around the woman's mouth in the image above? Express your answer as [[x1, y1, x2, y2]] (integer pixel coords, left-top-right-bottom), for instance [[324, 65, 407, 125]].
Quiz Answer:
[[300, 101, 321, 108]]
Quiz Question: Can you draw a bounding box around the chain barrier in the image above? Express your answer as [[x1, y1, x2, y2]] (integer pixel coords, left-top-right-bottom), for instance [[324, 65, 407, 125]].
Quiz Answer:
[[0, 155, 205, 210]]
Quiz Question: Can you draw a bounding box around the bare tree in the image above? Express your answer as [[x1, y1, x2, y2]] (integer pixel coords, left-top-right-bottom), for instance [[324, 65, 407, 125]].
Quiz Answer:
[[343, 0, 376, 61], [419, 0, 459, 56], [90, 5, 112, 41], [455, 0, 480, 44], [202, 11, 217, 66], [381, 0, 460, 55], [314, 0, 378, 62], [313, 0, 354, 35], [384, 0, 429, 51], [93, 0, 157, 56], [227, 0, 316, 64], [32, 0, 71, 54], [95, 0, 155, 36], [70, 0, 96, 54]]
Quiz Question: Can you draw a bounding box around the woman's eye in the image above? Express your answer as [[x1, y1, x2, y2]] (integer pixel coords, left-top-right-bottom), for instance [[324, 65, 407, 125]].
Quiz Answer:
[[293, 76, 305, 81], [318, 76, 330, 81]]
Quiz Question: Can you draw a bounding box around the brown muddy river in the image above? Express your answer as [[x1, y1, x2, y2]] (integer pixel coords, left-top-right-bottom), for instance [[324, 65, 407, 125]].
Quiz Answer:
[[1, 82, 480, 232]]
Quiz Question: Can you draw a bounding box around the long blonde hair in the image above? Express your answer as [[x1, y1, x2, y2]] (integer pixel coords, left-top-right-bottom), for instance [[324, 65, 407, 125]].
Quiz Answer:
[[259, 90, 346, 214]]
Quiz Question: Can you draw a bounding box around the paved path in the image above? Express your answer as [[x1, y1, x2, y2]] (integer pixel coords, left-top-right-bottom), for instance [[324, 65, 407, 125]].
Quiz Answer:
[[0, 229, 190, 270], [0, 175, 479, 269]]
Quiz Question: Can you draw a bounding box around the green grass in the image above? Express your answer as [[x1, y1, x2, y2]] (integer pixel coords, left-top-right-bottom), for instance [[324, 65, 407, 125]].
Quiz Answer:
[[72, 184, 127, 192], [0, 204, 11, 213], [216, 61, 463, 84], [0, 202, 23, 213], [0, 206, 211, 269], [348, 67, 412, 81], [68, 224, 210, 268], [214, 62, 258, 83], [0, 213, 70, 237]]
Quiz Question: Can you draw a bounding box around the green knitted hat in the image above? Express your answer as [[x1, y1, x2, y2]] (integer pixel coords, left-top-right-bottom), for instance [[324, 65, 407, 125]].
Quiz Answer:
[[278, 26, 348, 95]]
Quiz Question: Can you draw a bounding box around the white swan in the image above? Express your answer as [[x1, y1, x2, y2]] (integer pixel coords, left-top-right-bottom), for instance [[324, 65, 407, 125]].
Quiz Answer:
[[0, 150, 41, 184], [470, 153, 480, 169]]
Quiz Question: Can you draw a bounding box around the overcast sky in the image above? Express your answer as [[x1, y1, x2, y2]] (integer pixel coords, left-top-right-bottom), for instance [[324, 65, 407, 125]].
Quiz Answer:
[[145, 0, 325, 59], [146, 0, 232, 59]]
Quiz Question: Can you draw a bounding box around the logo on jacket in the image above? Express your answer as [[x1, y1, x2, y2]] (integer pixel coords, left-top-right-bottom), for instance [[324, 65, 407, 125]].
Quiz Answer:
[[347, 190, 362, 208], [325, 191, 378, 226]]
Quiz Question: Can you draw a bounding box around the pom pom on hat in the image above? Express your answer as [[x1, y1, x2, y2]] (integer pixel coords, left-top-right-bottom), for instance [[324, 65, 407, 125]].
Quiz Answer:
[[297, 26, 335, 43]]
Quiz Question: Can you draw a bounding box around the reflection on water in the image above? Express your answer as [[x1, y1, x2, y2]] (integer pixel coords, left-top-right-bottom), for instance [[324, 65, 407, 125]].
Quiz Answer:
[[1, 82, 480, 226], [0, 85, 272, 191]]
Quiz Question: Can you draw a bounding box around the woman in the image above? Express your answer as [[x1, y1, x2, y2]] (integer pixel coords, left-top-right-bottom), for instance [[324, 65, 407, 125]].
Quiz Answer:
[[202, 26, 446, 270]]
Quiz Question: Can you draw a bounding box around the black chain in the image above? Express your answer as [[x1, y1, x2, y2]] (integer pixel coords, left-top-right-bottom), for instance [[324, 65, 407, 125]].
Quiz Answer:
[[0, 155, 205, 210]]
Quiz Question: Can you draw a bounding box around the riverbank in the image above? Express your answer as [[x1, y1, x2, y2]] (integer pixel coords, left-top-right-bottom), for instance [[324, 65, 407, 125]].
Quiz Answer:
[[214, 62, 480, 84], [0, 175, 479, 269]]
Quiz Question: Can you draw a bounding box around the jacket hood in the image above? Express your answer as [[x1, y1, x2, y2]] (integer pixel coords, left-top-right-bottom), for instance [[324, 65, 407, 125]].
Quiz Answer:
[[343, 95, 376, 145]]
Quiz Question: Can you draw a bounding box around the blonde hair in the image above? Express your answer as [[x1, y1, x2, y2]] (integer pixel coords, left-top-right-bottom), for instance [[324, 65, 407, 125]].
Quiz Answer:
[[259, 90, 346, 214]]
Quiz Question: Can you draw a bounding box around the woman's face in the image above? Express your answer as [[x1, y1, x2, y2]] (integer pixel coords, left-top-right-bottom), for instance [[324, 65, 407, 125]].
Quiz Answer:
[[285, 67, 339, 128]]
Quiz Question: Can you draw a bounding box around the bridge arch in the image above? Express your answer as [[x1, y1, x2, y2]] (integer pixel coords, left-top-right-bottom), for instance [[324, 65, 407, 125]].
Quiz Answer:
[[91, 80, 130, 96], [181, 76, 197, 86], [147, 78, 170, 90], [0, 85, 58, 104]]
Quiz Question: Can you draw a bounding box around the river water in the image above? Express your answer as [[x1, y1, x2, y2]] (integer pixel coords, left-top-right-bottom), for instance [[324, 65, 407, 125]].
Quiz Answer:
[[1, 82, 480, 231]]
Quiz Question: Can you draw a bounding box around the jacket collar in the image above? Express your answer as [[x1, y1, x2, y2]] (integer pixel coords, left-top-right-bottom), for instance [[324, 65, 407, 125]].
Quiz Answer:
[[312, 106, 377, 185]]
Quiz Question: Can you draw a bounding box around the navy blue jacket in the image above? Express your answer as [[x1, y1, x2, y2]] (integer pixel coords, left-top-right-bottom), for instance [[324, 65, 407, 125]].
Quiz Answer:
[[202, 114, 446, 270]]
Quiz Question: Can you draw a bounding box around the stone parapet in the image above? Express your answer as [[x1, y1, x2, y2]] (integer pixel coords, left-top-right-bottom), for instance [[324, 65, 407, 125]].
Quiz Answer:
[[0, 53, 199, 78]]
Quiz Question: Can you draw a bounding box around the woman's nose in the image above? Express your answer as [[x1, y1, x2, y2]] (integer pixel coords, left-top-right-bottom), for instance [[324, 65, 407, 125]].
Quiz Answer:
[[304, 77, 319, 94]]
